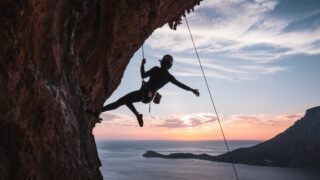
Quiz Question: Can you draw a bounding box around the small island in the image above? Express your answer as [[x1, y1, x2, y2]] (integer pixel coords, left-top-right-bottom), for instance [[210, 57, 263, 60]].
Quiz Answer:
[[143, 150, 218, 161]]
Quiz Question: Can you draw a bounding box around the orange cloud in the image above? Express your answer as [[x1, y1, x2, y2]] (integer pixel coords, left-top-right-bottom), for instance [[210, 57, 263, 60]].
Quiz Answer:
[[153, 113, 217, 129], [222, 113, 303, 140], [226, 113, 303, 127]]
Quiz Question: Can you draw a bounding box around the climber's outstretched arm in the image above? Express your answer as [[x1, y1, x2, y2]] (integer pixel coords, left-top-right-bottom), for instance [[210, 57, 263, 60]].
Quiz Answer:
[[170, 75, 200, 96]]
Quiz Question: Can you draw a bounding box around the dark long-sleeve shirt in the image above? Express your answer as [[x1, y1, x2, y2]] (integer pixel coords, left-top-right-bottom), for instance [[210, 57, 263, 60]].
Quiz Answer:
[[140, 65, 192, 92]]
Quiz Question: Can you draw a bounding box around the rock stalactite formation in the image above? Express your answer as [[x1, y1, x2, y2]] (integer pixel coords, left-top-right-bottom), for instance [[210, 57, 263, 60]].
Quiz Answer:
[[0, 0, 201, 179]]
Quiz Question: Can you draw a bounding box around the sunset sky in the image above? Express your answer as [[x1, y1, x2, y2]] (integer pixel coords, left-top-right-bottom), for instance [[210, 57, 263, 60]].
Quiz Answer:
[[93, 0, 320, 140]]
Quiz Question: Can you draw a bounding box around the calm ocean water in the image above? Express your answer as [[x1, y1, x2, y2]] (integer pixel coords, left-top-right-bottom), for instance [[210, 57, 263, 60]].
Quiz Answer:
[[96, 140, 320, 180]]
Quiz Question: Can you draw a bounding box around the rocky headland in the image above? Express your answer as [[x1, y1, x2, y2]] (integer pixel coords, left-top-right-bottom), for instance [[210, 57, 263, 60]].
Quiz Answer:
[[143, 106, 320, 167]]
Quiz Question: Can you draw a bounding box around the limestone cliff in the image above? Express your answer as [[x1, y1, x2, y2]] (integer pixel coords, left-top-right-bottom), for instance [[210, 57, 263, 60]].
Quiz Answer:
[[0, 0, 201, 179]]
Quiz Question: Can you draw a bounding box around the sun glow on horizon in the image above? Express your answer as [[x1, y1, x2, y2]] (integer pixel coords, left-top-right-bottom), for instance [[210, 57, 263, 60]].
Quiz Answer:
[[93, 112, 302, 141]]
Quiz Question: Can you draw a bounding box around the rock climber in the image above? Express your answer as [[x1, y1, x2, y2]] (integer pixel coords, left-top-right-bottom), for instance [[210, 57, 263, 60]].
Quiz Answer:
[[102, 54, 200, 127]]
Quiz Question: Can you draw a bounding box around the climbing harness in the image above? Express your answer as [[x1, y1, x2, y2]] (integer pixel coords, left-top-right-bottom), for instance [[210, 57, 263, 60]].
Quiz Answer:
[[140, 82, 159, 104], [184, 16, 240, 180]]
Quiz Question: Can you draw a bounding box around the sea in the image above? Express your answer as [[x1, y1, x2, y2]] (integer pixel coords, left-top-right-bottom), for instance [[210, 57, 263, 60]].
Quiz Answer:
[[96, 140, 320, 180]]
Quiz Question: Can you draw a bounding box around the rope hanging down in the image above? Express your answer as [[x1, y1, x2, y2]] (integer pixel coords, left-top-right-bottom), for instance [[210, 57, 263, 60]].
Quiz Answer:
[[140, 5, 145, 60], [141, 39, 145, 59], [184, 16, 239, 180], [141, 41, 151, 113], [139, 7, 151, 113]]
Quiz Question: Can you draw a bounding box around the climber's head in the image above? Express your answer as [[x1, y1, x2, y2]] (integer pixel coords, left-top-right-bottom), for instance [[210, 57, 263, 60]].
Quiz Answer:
[[160, 54, 173, 70]]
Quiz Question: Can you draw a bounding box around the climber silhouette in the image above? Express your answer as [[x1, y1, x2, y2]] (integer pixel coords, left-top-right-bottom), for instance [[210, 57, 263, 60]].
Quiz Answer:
[[102, 54, 200, 127]]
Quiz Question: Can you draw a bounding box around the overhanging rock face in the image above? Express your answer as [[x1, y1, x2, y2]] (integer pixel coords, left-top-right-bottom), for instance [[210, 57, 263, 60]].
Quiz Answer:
[[0, 0, 201, 179]]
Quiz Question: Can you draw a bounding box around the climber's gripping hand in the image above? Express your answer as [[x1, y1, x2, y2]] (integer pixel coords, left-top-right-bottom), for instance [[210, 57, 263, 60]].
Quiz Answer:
[[141, 58, 146, 66], [192, 89, 200, 97]]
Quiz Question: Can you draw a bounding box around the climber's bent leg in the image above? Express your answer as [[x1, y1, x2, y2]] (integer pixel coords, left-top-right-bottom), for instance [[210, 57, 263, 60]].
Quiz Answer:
[[102, 90, 142, 112], [126, 103, 144, 127], [102, 90, 143, 127], [126, 103, 139, 117]]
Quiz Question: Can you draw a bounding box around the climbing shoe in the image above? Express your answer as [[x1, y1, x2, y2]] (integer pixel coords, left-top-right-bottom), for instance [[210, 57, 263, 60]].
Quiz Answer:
[[137, 114, 144, 127]]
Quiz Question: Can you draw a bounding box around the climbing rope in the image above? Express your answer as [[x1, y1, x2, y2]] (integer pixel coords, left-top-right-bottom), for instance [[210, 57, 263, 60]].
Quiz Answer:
[[139, 8, 152, 113], [141, 38, 145, 59], [184, 16, 240, 180], [139, 3, 145, 60], [140, 31, 152, 113]]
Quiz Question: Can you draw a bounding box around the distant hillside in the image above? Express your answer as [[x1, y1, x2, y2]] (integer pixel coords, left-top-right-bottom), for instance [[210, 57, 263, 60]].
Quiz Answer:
[[216, 106, 320, 166], [143, 106, 320, 167]]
